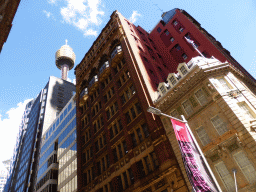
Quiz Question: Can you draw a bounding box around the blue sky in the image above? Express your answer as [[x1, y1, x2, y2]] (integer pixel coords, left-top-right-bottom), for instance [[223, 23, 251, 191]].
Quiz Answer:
[[1, 0, 256, 169]]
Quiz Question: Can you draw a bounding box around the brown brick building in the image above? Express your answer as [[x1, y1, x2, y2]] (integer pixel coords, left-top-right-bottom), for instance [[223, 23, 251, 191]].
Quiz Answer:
[[75, 11, 187, 192], [0, 0, 21, 53]]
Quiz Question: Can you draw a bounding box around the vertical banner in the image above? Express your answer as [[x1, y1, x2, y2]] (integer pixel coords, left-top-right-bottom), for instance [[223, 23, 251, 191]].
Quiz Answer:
[[171, 119, 219, 192]]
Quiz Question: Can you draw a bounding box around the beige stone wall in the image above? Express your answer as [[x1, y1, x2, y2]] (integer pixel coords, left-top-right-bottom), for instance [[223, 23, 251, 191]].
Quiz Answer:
[[157, 70, 256, 192]]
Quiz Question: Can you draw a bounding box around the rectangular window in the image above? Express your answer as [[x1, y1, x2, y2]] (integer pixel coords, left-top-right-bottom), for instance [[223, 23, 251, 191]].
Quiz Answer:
[[182, 100, 193, 116], [175, 44, 181, 51], [211, 115, 228, 135], [238, 102, 255, 119], [170, 37, 175, 42], [180, 66, 188, 75], [157, 27, 162, 33], [196, 126, 211, 146], [169, 76, 177, 86], [164, 29, 169, 35], [233, 151, 256, 183], [179, 27, 184, 32], [182, 53, 187, 60], [195, 89, 208, 105], [218, 78, 232, 91], [170, 109, 179, 119], [173, 20, 178, 26], [214, 161, 235, 191]]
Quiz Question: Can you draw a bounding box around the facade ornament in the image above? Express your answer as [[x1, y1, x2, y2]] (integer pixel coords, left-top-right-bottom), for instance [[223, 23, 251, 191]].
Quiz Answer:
[[228, 89, 242, 99]]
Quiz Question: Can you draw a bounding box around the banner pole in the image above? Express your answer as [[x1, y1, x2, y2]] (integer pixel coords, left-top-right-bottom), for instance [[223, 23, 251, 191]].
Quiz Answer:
[[180, 115, 222, 192]]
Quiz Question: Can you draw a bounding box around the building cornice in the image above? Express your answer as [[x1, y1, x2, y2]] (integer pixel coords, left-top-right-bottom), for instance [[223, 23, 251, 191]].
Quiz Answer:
[[155, 60, 251, 113]]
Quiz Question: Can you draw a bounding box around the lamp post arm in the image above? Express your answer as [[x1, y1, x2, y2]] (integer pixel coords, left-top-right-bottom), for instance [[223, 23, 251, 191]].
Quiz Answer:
[[159, 113, 186, 123]]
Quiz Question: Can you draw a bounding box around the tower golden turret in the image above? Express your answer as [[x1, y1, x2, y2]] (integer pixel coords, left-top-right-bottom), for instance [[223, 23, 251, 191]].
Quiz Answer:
[[55, 40, 76, 80]]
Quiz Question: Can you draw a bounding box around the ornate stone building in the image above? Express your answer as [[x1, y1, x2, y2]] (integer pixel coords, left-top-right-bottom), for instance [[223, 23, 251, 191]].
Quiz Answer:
[[155, 56, 256, 192], [75, 11, 188, 192]]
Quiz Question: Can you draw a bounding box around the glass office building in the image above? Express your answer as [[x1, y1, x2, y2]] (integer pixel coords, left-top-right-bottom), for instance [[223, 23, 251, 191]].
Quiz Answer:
[[5, 76, 76, 192], [36, 95, 77, 192]]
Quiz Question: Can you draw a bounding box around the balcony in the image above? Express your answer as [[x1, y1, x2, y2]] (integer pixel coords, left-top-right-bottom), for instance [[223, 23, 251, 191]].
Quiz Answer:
[[111, 45, 123, 67], [79, 88, 88, 107], [99, 61, 110, 79], [88, 75, 99, 91]]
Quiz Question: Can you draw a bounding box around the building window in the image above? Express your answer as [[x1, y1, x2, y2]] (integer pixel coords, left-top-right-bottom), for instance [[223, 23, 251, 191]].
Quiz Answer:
[[214, 161, 235, 191], [157, 27, 162, 33], [104, 87, 115, 103], [112, 140, 128, 162], [164, 29, 169, 35], [170, 109, 180, 119], [170, 37, 175, 42], [233, 151, 256, 183], [90, 88, 99, 103], [173, 20, 178, 26], [125, 102, 142, 124], [120, 84, 136, 105], [117, 70, 130, 88], [211, 115, 228, 135], [106, 102, 118, 120], [130, 123, 149, 147], [182, 100, 194, 116], [195, 89, 208, 105], [196, 126, 211, 146], [169, 76, 177, 86], [174, 44, 181, 51], [179, 27, 184, 32], [101, 74, 112, 90], [182, 53, 188, 60], [160, 85, 166, 94], [95, 133, 107, 153], [113, 58, 125, 74], [238, 102, 255, 119], [109, 119, 123, 139], [218, 77, 232, 91], [136, 152, 159, 178], [180, 65, 188, 75], [93, 116, 104, 133], [91, 102, 102, 117]]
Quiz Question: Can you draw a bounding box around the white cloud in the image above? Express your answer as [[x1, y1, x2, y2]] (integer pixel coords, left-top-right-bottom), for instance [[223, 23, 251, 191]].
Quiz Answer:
[[60, 0, 104, 36], [129, 11, 141, 23], [84, 29, 97, 37], [43, 10, 52, 18], [72, 78, 76, 85], [0, 99, 33, 164], [47, 0, 58, 4]]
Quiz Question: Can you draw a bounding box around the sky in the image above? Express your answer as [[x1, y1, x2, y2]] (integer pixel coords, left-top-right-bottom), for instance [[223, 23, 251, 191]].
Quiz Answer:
[[1, 0, 256, 171]]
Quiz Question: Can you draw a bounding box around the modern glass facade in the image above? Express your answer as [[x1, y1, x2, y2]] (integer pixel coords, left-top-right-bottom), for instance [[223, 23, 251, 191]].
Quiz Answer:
[[36, 95, 77, 192], [5, 76, 76, 192]]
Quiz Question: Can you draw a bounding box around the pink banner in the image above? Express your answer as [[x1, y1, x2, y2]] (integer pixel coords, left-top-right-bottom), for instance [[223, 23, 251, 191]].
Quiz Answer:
[[171, 119, 219, 192]]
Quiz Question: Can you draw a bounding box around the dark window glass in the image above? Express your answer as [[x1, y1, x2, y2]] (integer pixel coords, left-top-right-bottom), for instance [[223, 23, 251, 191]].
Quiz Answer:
[[118, 144, 123, 158], [131, 133, 137, 147], [136, 128, 143, 142], [123, 140, 128, 154], [157, 27, 162, 33], [125, 112, 131, 123], [135, 102, 142, 114], [142, 123, 149, 138]]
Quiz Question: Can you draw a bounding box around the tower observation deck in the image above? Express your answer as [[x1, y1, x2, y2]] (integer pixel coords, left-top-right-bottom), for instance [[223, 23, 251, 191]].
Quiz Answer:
[[55, 40, 76, 80]]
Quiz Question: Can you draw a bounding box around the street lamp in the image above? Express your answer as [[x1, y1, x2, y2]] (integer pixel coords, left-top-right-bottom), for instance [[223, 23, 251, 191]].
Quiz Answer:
[[147, 106, 222, 192], [147, 106, 184, 122]]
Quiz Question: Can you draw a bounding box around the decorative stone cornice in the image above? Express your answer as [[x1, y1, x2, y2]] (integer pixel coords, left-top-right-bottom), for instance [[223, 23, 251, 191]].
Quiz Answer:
[[155, 58, 254, 113]]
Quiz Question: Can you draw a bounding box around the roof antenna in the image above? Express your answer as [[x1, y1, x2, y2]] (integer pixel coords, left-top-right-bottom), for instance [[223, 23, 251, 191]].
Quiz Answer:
[[153, 4, 164, 14]]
